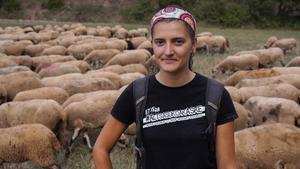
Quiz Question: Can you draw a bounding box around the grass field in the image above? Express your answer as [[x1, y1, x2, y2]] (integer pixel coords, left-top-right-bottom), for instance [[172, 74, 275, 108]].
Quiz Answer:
[[1, 20, 299, 169]]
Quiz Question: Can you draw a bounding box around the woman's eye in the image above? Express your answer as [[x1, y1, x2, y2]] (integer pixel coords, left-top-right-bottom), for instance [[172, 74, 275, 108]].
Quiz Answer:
[[155, 40, 164, 46], [175, 40, 184, 45]]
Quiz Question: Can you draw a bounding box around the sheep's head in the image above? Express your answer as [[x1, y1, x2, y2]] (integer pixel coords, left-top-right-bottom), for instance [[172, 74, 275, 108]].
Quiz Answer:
[[264, 36, 277, 49]]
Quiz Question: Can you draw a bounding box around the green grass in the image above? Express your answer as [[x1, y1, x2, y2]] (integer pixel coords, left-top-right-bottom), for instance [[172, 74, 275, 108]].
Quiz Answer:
[[0, 20, 299, 169]]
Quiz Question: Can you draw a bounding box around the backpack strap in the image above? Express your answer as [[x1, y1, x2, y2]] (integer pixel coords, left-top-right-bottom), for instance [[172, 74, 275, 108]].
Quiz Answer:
[[133, 76, 149, 169], [205, 78, 224, 155]]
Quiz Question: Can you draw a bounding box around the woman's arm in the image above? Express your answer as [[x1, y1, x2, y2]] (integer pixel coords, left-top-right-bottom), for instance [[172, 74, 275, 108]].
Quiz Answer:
[[93, 115, 128, 169], [216, 121, 237, 169]]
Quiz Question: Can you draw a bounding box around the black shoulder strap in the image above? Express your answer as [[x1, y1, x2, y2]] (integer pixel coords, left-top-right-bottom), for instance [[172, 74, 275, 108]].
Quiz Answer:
[[132, 76, 149, 169], [205, 78, 224, 154]]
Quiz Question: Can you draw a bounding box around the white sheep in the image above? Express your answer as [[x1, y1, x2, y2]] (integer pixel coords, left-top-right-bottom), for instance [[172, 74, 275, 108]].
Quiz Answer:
[[212, 54, 259, 76], [243, 96, 300, 127], [238, 83, 300, 103], [235, 123, 300, 169], [285, 56, 300, 67]]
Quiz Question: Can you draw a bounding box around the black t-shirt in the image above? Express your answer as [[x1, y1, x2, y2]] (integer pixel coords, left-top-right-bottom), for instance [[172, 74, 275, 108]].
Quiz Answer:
[[111, 73, 238, 169]]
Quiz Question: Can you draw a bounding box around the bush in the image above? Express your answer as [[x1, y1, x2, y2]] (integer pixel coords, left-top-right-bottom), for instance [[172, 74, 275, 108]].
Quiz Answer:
[[122, 0, 154, 23], [40, 0, 64, 9], [220, 3, 250, 27], [0, 0, 21, 12]]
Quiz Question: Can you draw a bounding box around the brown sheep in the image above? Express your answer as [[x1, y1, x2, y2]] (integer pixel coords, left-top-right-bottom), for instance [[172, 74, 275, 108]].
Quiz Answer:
[[57, 60, 91, 73], [25, 44, 51, 57], [7, 55, 33, 68], [120, 72, 145, 86], [212, 54, 259, 76], [105, 49, 150, 66], [244, 96, 300, 127], [62, 90, 115, 108], [67, 44, 94, 60], [0, 99, 65, 131], [235, 123, 300, 169], [264, 36, 297, 54], [196, 35, 229, 54], [264, 36, 277, 48], [38, 63, 81, 78], [272, 66, 300, 75], [137, 40, 153, 54], [128, 36, 148, 49], [123, 63, 149, 75], [13, 87, 69, 105], [233, 101, 253, 131], [285, 56, 300, 67], [84, 49, 121, 68], [36, 60, 91, 73], [0, 71, 44, 101], [85, 71, 122, 89], [41, 45, 67, 56], [42, 75, 116, 96], [58, 36, 77, 48], [225, 86, 242, 103], [64, 90, 119, 149], [235, 47, 285, 67], [238, 83, 300, 103], [113, 27, 129, 39], [97, 64, 127, 74], [223, 69, 281, 86], [196, 32, 213, 37], [34, 31, 59, 43], [236, 74, 300, 89], [96, 27, 112, 38], [32, 55, 76, 70], [0, 65, 31, 75], [0, 124, 61, 169], [2, 41, 25, 55], [0, 84, 7, 105], [0, 57, 18, 68], [104, 39, 128, 51]]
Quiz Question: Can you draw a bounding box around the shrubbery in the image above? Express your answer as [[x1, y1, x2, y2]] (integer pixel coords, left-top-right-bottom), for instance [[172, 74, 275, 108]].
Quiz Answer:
[[0, 0, 21, 12], [123, 0, 300, 29], [40, 0, 64, 9]]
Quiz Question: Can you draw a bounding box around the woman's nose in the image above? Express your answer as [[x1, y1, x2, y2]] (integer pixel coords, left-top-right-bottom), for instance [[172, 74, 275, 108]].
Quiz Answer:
[[164, 43, 174, 55]]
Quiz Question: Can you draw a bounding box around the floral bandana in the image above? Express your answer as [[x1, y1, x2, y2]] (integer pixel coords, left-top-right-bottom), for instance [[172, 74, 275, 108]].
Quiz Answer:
[[150, 6, 196, 32]]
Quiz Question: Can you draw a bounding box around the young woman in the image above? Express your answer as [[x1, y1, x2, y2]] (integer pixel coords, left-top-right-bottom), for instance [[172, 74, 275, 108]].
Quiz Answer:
[[93, 5, 238, 169]]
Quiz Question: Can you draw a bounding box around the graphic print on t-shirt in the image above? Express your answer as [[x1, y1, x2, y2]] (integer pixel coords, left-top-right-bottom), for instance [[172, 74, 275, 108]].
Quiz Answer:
[[142, 105, 206, 128]]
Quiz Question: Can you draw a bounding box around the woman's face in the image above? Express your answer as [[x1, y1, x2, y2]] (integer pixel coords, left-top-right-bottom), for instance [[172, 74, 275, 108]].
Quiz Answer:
[[152, 20, 196, 74]]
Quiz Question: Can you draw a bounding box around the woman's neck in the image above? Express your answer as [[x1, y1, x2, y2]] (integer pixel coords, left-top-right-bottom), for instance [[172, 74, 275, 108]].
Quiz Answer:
[[155, 70, 196, 87]]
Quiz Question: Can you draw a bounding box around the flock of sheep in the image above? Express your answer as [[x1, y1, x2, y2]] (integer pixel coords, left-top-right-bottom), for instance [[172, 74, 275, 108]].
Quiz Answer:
[[0, 21, 298, 169], [209, 35, 299, 168]]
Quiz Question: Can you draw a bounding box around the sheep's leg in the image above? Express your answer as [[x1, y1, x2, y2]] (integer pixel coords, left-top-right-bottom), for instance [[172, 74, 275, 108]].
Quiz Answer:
[[45, 164, 61, 169], [83, 132, 93, 150], [280, 60, 285, 66], [70, 127, 81, 147]]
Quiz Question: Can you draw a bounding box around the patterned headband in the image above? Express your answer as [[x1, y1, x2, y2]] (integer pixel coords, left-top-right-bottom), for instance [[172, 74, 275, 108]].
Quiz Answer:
[[150, 6, 196, 32]]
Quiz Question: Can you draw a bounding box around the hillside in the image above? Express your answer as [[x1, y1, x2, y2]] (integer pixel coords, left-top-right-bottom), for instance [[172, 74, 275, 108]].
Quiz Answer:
[[0, 0, 136, 23]]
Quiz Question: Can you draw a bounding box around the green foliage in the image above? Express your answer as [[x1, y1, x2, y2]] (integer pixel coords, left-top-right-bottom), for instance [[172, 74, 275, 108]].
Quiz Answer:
[[40, 0, 64, 9], [0, 0, 21, 12], [220, 2, 250, 27], [122, 0, 154, 23], [123, 0, 299, 29]]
